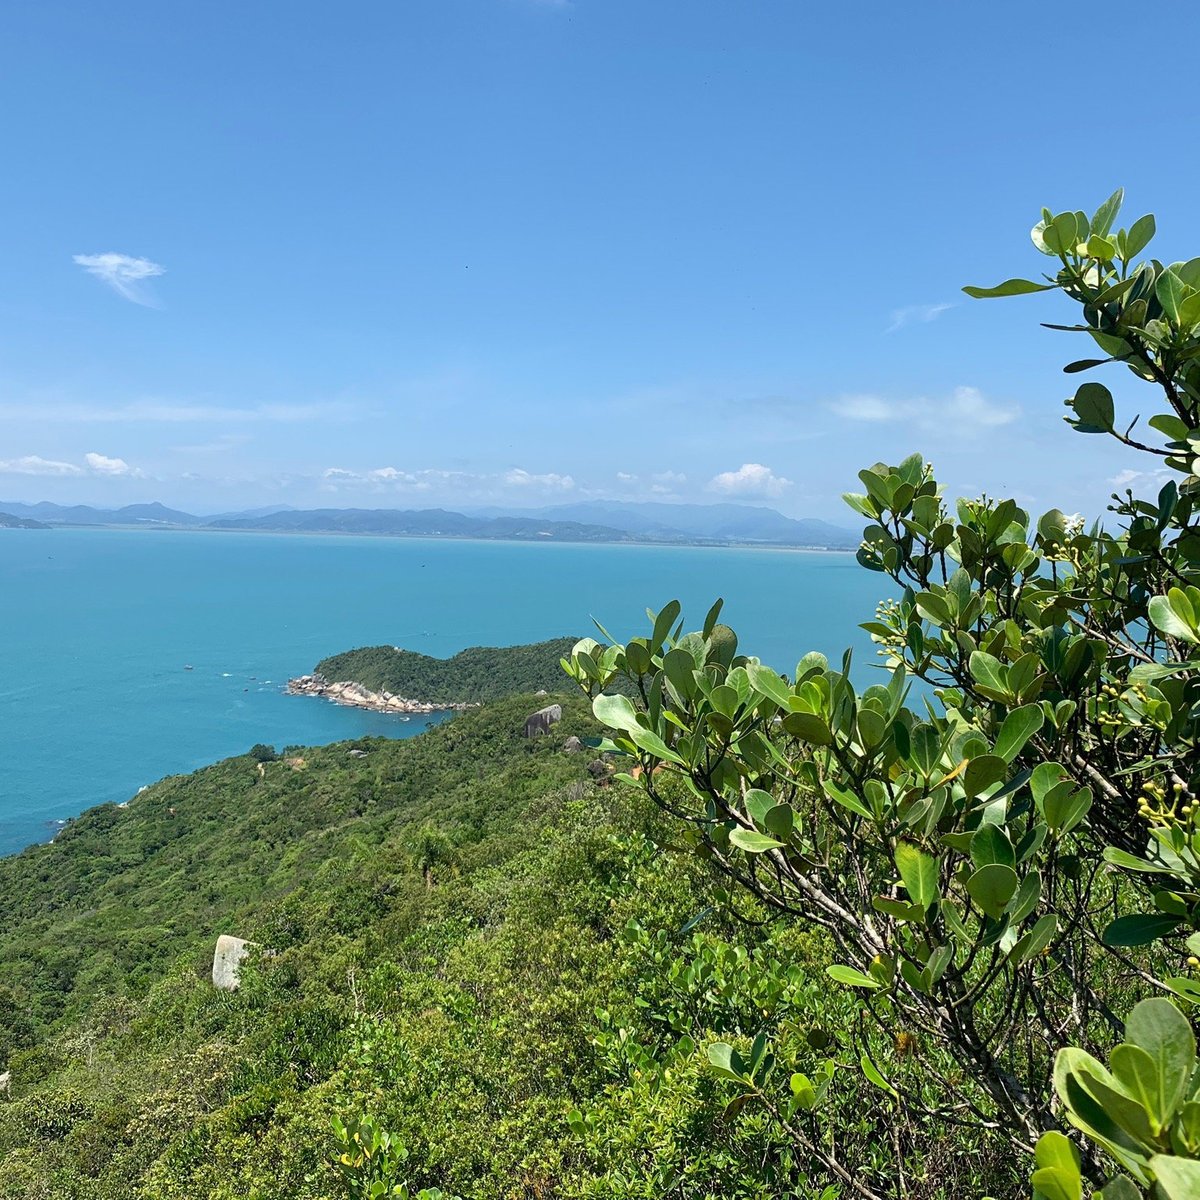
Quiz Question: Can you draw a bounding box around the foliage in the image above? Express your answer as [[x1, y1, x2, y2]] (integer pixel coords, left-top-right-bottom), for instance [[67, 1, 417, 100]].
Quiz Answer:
[[331, 1114, 459, 1199], [566, 190, 1200, 1199], [1033, 999, 1200, 1200], [313, 640, 583, 703]]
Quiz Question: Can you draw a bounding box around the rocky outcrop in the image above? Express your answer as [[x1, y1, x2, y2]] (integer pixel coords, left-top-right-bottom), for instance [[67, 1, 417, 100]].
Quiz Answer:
[[212, 934, 254, 991], [562, 735, 583, 754], [523, 704, 562, 737], [287, 674, 475, 715]]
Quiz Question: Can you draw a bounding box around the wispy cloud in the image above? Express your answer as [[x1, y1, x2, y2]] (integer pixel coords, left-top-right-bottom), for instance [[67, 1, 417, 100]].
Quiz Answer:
[[830, 386, 1017, 432], [0, 454, 83, 477], [504, 467, 575, 490], [1110, 467, 1173, 492], [708, 462, 792, 498], [0, 451, 144, 478], [886, 302, 953, 333], [73, 252, 165, 306], [319, 465, 577, 496]]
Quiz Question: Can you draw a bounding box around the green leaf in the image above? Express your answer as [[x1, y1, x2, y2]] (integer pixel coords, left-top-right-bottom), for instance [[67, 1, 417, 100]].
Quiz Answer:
[[650, 600, 682, 651], [824, 781, 873, 821], [744, 788, 775, 828], [701, 597, 725, 638], [1043, 212, 1079, 257], [963, 277, 1057, 299], [728, 828, 785, 854], [993, 705, 1045, 762], [781, 711, 833, 746], [628, 726, 686, 765], [966, 863, 1019, 919], [1091, 188, 1124, 238], [971, 824, 1016, 870], [826, 964, 880, 990], [706, 1042, 747, 1082], [1030, 1130, 1083, 1200], [969, 651, 1009, 699], [1148, 413, 1190, 441], [1124, 213, 1156, 260], [1011, 912, 1058, 966], [1122, 998, 1195, 1129], [764, 804, 794, 839], [1097, 1177, 1142, 1200], [746, 662, 793, 708], [1069, 382, 1116, 433], [1148, 1155, 1200, 1200], [895, 841, 938, 908], [859, 1053, 898, 1096], [593, 693, 641, 735], [1156, 270, 1188, 325], [1101, 913, 1182, 947], [1149, 590, 1200, 643], [964, 754, 1008, 796]]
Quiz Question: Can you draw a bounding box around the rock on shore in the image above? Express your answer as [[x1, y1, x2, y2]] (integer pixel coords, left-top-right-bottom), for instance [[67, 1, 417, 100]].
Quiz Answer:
[[287, 673, 475, 714]]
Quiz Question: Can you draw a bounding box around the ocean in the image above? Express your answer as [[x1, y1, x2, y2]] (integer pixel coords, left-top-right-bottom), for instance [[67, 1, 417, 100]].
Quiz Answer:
[[0, 528, 887, 856]]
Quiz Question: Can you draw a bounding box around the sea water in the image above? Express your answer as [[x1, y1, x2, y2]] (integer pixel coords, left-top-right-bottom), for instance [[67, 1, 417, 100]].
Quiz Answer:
[[0, 528, 887, 855]]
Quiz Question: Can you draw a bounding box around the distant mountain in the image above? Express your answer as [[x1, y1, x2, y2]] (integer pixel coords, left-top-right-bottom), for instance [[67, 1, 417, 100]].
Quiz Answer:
[[0, 510, 49, 529], [466, 500, 859, 547], [0, 501, 203, 526], [0, 498, 858, 547], [207, 507, 632, 542]]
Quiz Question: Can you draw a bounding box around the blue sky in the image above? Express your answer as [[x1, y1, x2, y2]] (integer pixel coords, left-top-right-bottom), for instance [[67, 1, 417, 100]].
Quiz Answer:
[[1, 1, 1197, 520]]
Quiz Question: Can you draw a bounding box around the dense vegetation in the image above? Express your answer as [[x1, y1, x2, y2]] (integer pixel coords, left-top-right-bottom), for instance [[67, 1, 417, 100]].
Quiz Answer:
[[0, 697, 973, 1198], [313, 639, 581, 703], [569, 191, 1200, 1198]]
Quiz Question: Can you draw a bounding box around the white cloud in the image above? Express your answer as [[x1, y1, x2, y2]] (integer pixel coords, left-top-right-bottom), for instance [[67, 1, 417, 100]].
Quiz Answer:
[[1110, 467, 1173, 491], [85, 452, 139, 476], [615, 471, 637, 483], [708, 463, 793, 498], [886, 302, 953, 333], [0, 454, 83, 476], [0, 451, 144, 477], [504, 468, 575, 490], [320, 466, 478, 494], [650, 469, 688, 495], [830, 386, 1017, 433], [73, 252, 165, 306]]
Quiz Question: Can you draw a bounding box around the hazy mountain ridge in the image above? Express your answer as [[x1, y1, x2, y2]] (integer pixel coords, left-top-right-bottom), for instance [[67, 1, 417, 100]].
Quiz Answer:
[[0, 498, 858, 547]]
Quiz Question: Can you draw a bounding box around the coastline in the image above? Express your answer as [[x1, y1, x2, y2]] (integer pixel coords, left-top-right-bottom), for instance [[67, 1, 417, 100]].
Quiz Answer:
[[19, 523, 858, 554], [287, 673, 476, 715]]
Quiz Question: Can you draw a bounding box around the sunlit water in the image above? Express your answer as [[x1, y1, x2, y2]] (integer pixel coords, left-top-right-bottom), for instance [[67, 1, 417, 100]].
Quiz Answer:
[[0, 528, 887, 854]]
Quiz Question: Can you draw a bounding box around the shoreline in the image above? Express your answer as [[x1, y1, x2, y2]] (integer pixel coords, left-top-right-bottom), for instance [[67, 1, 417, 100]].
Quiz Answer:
[[13, 523, 857, 554], [287, 674, 476, 715]]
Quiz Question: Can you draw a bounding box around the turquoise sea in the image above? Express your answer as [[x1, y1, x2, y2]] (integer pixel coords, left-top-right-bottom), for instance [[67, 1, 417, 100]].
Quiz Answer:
[[0, 529, 886, 856]]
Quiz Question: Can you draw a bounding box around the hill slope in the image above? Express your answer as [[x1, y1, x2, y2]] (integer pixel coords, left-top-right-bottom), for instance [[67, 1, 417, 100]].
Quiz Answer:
[[311, 638, 580, 703]]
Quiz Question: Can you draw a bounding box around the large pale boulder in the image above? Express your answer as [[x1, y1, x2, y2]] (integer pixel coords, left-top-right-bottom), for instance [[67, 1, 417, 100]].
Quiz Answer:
[[212, 934, 254, 991], [523, 704, 563, 737]]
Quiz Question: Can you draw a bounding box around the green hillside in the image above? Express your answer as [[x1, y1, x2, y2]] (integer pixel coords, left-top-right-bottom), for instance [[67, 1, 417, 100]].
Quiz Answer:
[[312, 639, 581, 702], [0, 692, 992, 1198]]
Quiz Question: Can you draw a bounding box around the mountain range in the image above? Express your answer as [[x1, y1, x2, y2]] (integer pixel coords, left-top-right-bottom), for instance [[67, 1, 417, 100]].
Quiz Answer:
[[0, 498, 859, 548]]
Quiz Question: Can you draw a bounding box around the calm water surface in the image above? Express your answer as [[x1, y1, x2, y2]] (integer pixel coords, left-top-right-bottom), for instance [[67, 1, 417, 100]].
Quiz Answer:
[[0, 529, 886, 854]]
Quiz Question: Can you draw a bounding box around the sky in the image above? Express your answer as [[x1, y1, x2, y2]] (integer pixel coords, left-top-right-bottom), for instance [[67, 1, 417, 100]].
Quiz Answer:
[[1, 1, 1197, 521]]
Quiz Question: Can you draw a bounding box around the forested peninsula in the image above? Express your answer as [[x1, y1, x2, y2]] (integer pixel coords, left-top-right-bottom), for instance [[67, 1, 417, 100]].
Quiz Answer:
[[289, 638, 580, 712]]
